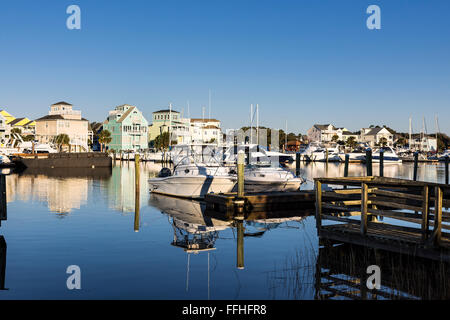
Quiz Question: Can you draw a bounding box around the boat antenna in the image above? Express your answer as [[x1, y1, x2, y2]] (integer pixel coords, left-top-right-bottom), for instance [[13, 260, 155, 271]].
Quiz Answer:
[[250, 104, 253, 144], [256, 104, 259, 145], [208, 89, 211, 120]]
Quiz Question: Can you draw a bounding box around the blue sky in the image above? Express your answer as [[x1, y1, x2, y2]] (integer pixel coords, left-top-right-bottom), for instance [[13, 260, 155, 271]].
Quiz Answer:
[[0, 0, 449, 134]]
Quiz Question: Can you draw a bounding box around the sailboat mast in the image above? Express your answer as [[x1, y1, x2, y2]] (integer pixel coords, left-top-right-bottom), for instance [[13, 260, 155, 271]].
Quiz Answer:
[[250, 104, 253, 144], [256, 104, 259, 145], [169, 103, 172, 148], [409, 116, 412, 150]]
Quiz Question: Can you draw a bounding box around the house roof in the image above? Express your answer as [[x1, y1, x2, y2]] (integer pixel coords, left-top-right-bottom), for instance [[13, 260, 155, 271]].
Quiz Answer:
[[117, 106, 135, 123], [203, 125, 220, 129], [9, 118, 27, 126], [51, 101, 72, 106], [314, 124, 335, 130], [153, 109, 180, 114], [35, 115, 88, 121], [191, 118, 219, 123], [365, 127, 394, 136]]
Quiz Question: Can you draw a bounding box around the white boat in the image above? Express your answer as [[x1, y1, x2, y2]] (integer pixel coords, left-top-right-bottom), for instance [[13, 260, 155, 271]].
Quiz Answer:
[[149, 162, 237, 199], [372, 147, 402, 163], [308, 147, 341, 162], [242, 164, 304, 192]]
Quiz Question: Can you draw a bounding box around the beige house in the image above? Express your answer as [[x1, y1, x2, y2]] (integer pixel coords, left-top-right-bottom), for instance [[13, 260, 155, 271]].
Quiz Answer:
[[360, 127, 395, 147], [35, 102, 89, 152]]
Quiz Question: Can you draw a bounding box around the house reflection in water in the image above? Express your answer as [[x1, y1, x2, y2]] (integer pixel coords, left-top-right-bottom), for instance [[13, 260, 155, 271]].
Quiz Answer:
[[6, 168, 111, 215], [104, 164, 150, 213]]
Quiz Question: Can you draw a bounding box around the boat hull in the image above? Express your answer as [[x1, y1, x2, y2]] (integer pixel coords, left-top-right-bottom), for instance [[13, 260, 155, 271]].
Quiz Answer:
[[149, 176, 236, 199], [242, 178, 303, 193]]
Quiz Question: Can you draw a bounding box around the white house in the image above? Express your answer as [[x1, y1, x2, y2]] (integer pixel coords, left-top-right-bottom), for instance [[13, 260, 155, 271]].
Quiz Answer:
[[189, 118, 222, 144], [360, 127, 395, 147]]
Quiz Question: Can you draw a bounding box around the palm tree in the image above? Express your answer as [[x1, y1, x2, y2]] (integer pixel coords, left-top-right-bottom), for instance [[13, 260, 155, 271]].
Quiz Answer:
[[379, 137, 388, 147], [98, 130, 112, 152], [54, 134, 70, 152], [346, 136, 357, 149]]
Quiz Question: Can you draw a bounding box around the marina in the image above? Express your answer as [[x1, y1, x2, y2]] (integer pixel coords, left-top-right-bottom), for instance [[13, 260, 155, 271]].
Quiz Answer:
[[0, 160, 449, 299]]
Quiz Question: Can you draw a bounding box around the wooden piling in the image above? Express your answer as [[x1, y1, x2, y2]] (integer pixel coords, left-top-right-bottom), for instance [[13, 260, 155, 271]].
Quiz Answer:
[[237, 151, 245, 198], [413, 152, 419, 181], [344, 154, 349, 177], [433, 186, 443, 247], [445, 156, 449, 185], [379, 150, 384, 177], [421, 186, 429, 241], [360, 182, 369, 235], [134, 154, 140, 232], [296, 152, 301, 176], [366, 149, 373, 176], [325, 149, 329, 163]]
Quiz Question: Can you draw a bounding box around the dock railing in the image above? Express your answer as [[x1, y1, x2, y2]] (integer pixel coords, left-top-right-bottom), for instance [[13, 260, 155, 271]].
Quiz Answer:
[[315, 177, 450, 254]]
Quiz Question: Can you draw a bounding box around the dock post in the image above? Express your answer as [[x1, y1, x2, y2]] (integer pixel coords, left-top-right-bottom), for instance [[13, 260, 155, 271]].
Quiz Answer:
[[413, 152, 419, 181], [433, 186, 443, 247], [236, 220, 244, 270], [379, 149, 384, 177], [237, 151, 245, 198], [315, 180, 322, 233], [134, 154, 140, 232], [366, 149, 372, 176], [445, 156, 449, 185], [295, 152, 301, 176], [344, 154, 349, 177], [421, 186, 429, 242], [360, 182, 368, 235], [113, 151, 116, 163], [325, 149, 329, 163]]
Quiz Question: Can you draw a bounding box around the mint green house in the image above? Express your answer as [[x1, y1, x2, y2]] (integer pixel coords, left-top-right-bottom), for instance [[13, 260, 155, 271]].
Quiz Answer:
[[103, 104, 149, 151]]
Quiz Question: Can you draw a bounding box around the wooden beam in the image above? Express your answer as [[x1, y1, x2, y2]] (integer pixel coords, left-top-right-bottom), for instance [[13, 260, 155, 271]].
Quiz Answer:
[[361, 182, 368, 235], [433, 186, 443, 247], [422, 186, 429, 242], [315, 180, 322, 232]]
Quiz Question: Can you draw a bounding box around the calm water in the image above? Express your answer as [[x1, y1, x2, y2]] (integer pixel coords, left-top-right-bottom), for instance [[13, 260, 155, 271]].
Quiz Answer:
[[0, 161, 448, 299]]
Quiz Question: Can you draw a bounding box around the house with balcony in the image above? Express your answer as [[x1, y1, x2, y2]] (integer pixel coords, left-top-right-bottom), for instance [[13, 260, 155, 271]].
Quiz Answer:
[[35, 102, 89, 152], [148, 108, 192, 145], [103, 104, 149, 151]]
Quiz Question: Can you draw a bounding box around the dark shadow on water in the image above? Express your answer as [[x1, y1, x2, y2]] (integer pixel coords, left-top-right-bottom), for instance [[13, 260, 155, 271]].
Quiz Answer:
[[18, 167, 112, 179]]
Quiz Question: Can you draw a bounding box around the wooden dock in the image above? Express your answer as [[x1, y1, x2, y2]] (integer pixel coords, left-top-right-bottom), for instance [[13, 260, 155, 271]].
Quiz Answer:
[[205, 190, 315, 219], [315, 176, 450, 262]]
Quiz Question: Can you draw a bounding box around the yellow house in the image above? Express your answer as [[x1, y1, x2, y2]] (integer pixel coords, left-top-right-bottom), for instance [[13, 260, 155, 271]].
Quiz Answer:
[[9, 117, 36, 135], [0, 110, 16, 124]]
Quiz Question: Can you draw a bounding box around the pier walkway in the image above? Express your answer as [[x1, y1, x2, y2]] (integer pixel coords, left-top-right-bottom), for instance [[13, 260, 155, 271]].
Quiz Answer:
[[315, 176, 450, 262]]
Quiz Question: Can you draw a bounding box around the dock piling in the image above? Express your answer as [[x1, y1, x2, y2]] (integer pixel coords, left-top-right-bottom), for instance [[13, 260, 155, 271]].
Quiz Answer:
[[413, 152, 419, 181], [366, 149, 373, 176], [344, 154, 349, 177], [445, 156, 449, 185], [295, 152, 301, 177], [379, 150, 384, 177]]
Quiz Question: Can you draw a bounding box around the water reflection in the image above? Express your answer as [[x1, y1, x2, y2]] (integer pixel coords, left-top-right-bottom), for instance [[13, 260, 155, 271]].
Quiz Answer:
[[0, 236, 6, 291], [314, 243, 450, 300]]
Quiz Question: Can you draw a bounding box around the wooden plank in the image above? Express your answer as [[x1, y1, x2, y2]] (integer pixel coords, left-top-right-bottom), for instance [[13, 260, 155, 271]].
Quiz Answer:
[[361, 183, 368, 235], [422, 186, 429, 241], [367, 208, 423, 224], [322, 214, 361, 225], [322, 203, 362, 212], [371, 189, 423, 201], [433, 186, 443, 247], [315, 180, 322, 232], [370, 199, 423, 212]]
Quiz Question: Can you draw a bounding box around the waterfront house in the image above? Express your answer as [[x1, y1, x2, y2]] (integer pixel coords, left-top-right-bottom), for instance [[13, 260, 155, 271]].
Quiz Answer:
[[360, 127, 395, 147], [103, 104, 149, 152], [8, 117, 35, 136], [35, 102, 89, 152], [409, 136, 437, 152], [307, 124, 354, 144], [190, 118, 222, 144], [148, 108, 192, 145], [0, 114, 9, 147]]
